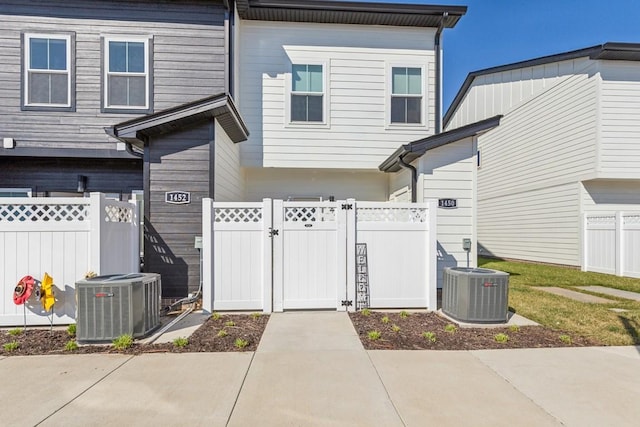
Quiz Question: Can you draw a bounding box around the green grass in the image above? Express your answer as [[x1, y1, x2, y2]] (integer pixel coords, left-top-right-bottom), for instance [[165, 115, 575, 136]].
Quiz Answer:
[[479, 257, 640, 345], [173, 337, 189, 348], [112, 334, 134, 350], [3, 341, 19, 352], [367, 330, 382, 341]]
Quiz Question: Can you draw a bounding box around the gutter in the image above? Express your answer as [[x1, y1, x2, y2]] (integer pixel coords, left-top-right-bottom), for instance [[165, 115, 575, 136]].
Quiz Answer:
[[398, 153, 417, 203], [104, 126, 143, 158], [434, 12, 448, 134]]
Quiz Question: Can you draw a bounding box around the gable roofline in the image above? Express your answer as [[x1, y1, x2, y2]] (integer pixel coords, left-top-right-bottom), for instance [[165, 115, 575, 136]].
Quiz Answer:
[[379, 115, 502, 173], [107, 93, 249, 148], [235, 0, 466, 28], [444, 42, 640, 128]]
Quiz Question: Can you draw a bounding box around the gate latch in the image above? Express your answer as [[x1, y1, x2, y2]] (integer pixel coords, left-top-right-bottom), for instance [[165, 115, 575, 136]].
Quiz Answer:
[[341, 300, 353, 307], [268, 227, 279, 237]]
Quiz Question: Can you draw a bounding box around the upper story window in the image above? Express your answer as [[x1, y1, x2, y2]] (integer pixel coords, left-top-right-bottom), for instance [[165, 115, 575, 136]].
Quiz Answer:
[[291, 64, 324, 122], [391, 67, 423, 124], [103, 36, 151, 112], [23, 33, 73, 109]]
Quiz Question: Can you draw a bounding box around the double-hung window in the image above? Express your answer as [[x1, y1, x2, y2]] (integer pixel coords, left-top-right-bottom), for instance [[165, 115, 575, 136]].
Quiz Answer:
[[291, 64, 324, 122], [104, 37, 151, 111], [390, 67, 423, 124], [23, 33, 72, 108]]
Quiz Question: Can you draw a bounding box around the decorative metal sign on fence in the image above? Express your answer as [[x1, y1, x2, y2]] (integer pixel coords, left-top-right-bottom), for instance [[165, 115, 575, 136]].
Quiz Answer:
[[356, 243, 370, 310]]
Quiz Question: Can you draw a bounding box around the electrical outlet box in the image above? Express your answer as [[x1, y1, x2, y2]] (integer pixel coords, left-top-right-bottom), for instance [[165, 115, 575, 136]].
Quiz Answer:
[[194, 236, 202, 249], [462, 238, 472, 252]]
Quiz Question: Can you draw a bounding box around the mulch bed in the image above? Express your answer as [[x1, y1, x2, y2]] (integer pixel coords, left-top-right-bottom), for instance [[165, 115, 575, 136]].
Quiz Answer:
[[2, 310, 599, 356], [349, 311, 598, 350], [0, 314, 269, 356]]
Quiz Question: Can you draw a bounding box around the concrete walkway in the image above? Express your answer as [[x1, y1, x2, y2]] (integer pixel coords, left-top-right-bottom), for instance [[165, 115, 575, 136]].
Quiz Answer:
[[1, 312, 639, 426], [576, 285, 640, 302], [536, 286, 613, 303]]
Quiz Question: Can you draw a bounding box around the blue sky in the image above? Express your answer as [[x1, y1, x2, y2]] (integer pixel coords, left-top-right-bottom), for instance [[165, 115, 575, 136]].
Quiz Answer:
[[364, 0, 640, 112]]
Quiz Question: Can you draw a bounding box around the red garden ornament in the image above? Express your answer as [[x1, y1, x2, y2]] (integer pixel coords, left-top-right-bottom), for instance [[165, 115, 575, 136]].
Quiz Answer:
[[13, 275, 35, 305]]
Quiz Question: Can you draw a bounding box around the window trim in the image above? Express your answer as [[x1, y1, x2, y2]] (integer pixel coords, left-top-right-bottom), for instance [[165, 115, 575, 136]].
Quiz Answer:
[[386, 63, 427, 129], [285, 60, 330, 128], [21, 32, 75, 111], [0, 188, 32, 197], [101, 35, 153, 114]]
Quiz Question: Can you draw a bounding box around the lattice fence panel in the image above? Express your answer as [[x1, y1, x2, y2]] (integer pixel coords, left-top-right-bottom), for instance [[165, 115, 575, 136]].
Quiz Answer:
[[284, 206, 336, 223], [214, 207, 262, 223], [357, 207, 428, 223], [104, 205, 133, 223], [0, 203, 89, 222]]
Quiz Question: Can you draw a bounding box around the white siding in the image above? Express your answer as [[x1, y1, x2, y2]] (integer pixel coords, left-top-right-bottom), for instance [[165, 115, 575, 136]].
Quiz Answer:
[[214, 121, 244, 202], [477, 70, 598, 201], [478, 182, 580, 265], [238, 21, 436, 169], [598, 61, 640, 178], [446, 57, 592, 130], [388, 168, 411, 202], [418, 137, 477, 286], [581, 180, 640, 213], [244, 168, 388, 202], [475, 69, 600, 266]]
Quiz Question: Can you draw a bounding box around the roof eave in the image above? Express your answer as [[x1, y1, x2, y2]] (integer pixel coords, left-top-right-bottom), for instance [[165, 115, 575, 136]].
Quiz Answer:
[[238, 0, 466, 28], [109, 93, 249, 148], [380, 115, 502, 173], [444, 42, 640, 127]]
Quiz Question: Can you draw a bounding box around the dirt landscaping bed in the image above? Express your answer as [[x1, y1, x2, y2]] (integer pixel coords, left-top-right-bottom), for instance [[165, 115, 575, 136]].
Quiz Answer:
[[349, 311, 598, 350], [0, 313, 269, 356]]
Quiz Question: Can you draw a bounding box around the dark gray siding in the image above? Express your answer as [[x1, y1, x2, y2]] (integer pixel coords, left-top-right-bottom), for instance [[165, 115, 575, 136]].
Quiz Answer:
[[0, 157, 142, 195], [145, 122, 212, 298], [0, 0, 226, 154]]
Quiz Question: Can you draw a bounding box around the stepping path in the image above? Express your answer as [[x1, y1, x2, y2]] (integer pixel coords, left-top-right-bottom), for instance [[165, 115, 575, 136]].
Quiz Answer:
[[576, 286, 640, 302], [536, 287, 613, 303]]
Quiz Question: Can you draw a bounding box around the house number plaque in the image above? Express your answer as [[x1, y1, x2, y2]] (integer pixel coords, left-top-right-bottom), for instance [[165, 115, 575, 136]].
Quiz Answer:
[[438, 198, 457, 209], [165, 191, 191, 205]]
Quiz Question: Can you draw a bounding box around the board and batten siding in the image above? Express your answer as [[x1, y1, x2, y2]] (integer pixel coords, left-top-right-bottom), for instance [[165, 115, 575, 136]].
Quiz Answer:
[[598, 61, 640, 179], [446, 57, 592, 130], [214, 120, 245, 201], [475, 70, 600, 266], [0, 0, 225, 152], [146, 122, 212, 298], [418, 137, 477, 286], [237, 21, 436, 169], [244, 168, 388, 202]]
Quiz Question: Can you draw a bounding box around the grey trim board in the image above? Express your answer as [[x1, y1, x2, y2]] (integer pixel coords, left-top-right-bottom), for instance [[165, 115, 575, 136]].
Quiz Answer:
[[0, 147, 140, 160]]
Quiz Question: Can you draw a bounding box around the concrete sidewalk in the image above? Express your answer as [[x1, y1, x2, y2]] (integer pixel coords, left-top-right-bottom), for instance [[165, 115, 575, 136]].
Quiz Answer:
[[1, 312, 639, 426]]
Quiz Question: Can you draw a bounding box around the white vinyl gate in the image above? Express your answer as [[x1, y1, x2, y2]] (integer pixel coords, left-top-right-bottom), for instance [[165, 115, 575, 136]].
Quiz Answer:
[[202, 199, 436, 313]]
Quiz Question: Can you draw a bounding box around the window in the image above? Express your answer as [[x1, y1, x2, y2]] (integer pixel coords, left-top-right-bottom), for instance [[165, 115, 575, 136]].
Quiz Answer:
[[23, 33, 72, 108], [0, 188, 32, 197], [291, 64, 323, 122], [104, 37, 151, 111], [391, 67, 422, 124]]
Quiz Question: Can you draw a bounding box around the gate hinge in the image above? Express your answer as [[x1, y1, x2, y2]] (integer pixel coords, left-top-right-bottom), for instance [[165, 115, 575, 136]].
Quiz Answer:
[[341, 204, 353, 210], [269, 227, 279, 237], [341, 300, 353, 307]]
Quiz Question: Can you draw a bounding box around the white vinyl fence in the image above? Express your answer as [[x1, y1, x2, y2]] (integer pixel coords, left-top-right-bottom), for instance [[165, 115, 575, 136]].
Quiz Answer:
[[0, 193, 140, 326], [203, 198, 437, 313], [582, 212, 640, 278]]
